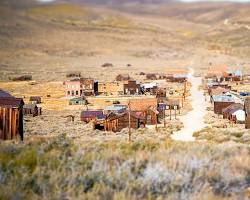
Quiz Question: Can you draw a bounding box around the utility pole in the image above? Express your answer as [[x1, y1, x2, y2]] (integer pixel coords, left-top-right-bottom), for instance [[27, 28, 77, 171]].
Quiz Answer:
[[170, 107, 172, 121], [174, 106, 177, 119], [128, 100, 131, 142], [164, 107, 166, 128]]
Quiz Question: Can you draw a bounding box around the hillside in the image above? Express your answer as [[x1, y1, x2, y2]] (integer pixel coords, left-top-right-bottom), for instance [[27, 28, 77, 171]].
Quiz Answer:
[[0, 2, 250, 82]]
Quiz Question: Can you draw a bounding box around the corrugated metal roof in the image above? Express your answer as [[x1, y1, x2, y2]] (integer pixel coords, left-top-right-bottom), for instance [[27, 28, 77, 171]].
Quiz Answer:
[[81, 110, 103, 118], [0, 89, 13, 98], [104, 105, 127, 112], [212, 95, 234, 102]]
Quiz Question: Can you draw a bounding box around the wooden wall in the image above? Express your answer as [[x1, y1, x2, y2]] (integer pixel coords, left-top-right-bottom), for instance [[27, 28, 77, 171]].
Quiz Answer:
[[214, 102, 234, 115], [0, 107, 23, 140], [246, 116, 250, 129]]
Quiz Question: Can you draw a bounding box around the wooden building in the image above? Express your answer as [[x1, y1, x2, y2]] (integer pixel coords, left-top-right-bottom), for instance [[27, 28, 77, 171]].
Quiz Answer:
[[142, 82, 158, 95], [222, 103, 245, 123], [166, 99, 181, 110], [124, 80, 142, 95], [156, 88, 167, 99], [165, 70, 188, 83], [0, 90, 24, 140], [66, 71, 81, 78], [212, 95, 235, 114], [94, 111, 145, 132], [64, 77, 98, 97], [30, 96, 42, 104], [129, 98, 159, 125], [69, 97, 87, 105], [98, 82, 124, 96], [23, 103, 42, 117], [146, 73, 158, 80], [80, 110, 105, 123], [245, 97, 250, 129]]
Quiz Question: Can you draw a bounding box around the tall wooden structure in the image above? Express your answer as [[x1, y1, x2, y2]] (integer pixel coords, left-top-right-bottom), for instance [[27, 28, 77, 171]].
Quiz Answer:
[[245, 97, 250, 129], [0, 94, 24, 140]]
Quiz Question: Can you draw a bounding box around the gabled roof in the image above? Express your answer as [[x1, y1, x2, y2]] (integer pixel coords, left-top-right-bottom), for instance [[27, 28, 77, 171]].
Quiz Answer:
[[222, 103, 244, 115]]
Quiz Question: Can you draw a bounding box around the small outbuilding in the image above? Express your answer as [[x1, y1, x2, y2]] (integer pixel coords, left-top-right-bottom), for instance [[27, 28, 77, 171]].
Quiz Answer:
[[0, 90, 24, 140], [81, 110, 105, 123], [69, 97, 87, 105], [23, 103, 42, 117], [30, 96, 42, 104], [212, 95, 235, 114], [222, 103, 245, 124]]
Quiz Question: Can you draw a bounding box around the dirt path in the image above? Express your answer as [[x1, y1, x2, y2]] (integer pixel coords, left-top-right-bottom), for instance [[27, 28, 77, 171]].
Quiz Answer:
[[171, 68, 207, 141]]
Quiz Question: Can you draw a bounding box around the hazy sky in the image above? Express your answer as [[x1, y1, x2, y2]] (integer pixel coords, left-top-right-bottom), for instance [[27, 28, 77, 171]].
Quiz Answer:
[[36, 0, 250, 2]]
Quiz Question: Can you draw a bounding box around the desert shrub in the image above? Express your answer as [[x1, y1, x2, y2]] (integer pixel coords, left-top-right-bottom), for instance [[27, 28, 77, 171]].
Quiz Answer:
[[1, 135, 250, 199]]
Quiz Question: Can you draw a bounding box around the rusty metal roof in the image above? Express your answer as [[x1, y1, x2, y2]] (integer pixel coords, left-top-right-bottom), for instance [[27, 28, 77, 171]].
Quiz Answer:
[[81, 110, 104, 118], [0, 97, 24, 108], [0, 89, 13, 98]]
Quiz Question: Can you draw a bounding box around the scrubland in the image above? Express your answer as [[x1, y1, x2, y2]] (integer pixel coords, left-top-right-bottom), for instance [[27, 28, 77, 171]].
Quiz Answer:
[[1, 135, 250, 200]]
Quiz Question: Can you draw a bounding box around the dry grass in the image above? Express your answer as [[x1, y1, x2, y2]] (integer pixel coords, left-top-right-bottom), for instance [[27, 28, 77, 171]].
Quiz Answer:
[[1, 135, 250, 200]]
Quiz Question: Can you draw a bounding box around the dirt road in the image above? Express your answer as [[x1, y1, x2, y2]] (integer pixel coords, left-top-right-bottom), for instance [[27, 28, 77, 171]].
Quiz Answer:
[[171, 68, 207, 141]]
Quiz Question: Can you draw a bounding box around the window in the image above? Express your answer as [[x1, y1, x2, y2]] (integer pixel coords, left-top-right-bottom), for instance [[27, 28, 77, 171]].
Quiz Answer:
[[76, 91, 79, 95], [67, 91, 70, 95], [72, 91, 74, 96]]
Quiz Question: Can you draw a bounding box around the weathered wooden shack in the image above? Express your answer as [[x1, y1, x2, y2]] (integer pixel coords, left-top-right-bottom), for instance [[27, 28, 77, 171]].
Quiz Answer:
[[66, 71, 81, 78], [0, 93, 24, 140], [245, 98, 250, 129], [69, 97, 87, 105], [141, 82, 158, 95], [222, 103, 245, 123], [98, 82, 124, 96], [124, 80, 142, 95], [30, 96, 42, 104], [95, 111, 144, 132], [81, 110, 105, 123], [212, 95, 235, 115], [23, 103, 42, 117], [146, 73, 158, 80]]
